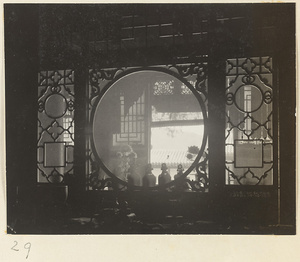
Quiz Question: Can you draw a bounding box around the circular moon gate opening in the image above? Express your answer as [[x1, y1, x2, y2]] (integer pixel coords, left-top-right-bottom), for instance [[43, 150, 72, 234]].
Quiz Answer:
[[91, 69, 207, 188]]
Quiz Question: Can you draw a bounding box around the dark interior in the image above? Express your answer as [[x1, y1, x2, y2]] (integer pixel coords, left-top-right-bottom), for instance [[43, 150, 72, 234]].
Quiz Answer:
[[5, 3, 296, 234]]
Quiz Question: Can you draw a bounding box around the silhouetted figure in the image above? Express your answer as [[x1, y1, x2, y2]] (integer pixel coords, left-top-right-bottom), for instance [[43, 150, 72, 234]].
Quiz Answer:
[[174, 164, 192, 191], [174, 164, 184, 180], [143, 164, 156, 187], [127, 152, 141, 186], [158, 163, 171, 186]]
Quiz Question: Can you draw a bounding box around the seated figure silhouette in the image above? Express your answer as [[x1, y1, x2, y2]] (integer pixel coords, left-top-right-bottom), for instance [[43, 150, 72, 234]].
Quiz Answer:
[[174, 164, 192, 191], [158, 163, 171, 186], [143, 163, 156, 187]]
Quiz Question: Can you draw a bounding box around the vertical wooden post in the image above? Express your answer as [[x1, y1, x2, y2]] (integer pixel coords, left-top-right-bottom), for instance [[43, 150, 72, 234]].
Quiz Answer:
[[207, 13, 226, 193], [276, 4, 296, 229], [5, 4, 39, 222]]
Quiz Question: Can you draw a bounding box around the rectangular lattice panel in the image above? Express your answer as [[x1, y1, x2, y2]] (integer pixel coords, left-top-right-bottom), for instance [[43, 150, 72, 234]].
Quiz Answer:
[[225, 57, 273, 185], [37, 70, 75, 183]]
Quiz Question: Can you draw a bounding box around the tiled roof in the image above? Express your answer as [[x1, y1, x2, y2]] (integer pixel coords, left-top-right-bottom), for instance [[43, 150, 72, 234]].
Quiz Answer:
[[151, 149, 193, 168]]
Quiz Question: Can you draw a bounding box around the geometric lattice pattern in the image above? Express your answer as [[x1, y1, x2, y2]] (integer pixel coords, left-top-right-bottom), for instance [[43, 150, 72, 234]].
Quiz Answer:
[[37, 70, 75, 183], [113, 92, 145, 145], [153, 80, 174, 95], [225, 57, 273, 185], [181, 83, 193, 95]]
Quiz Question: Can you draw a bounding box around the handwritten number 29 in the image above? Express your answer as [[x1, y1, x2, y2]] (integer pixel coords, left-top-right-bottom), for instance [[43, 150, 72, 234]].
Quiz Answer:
[[11, 241, 31, 259]]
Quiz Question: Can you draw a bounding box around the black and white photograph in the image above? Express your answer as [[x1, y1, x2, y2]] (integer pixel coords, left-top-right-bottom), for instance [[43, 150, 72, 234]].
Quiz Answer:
[[2, 1, 297, 256]]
